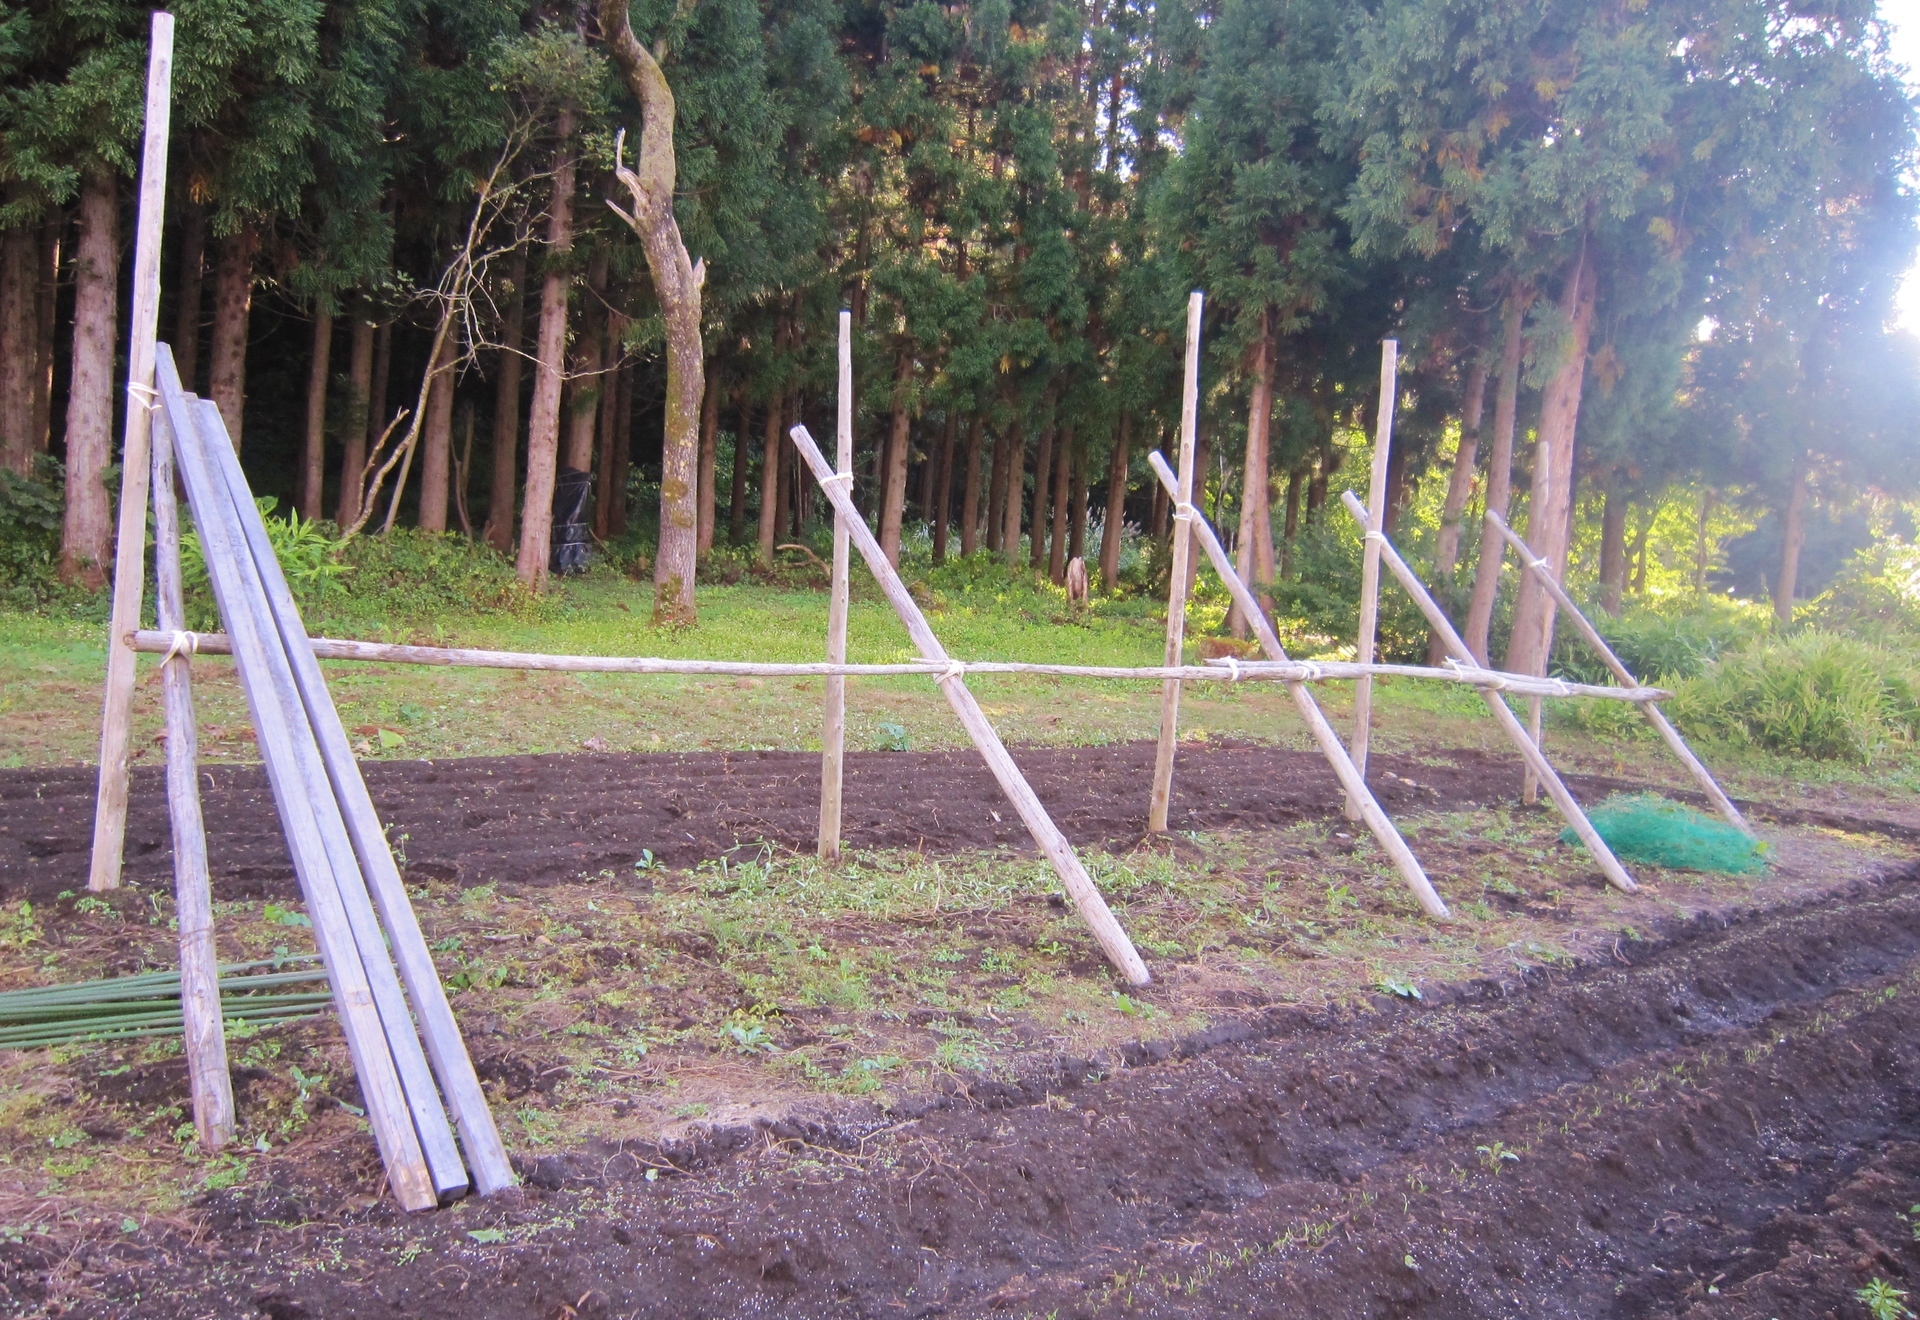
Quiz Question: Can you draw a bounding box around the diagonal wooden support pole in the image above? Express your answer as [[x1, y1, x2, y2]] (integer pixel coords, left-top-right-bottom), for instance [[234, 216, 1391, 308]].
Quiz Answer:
[[1486, 512, 1751, 836], [1340, 491, 1637, 893], [1148, 452, 1448, 918], [790, 423, 1152, 986]]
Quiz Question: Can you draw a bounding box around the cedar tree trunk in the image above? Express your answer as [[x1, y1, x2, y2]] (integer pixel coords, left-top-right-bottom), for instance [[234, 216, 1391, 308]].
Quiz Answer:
[[59, 172, 117, 587], [1463, 294, 1528, 664], [338, 311, 374, 526], [484, 247, 527, 552], [1506, 247, 1598, 679], [172, 203, 205, 391], [0, 220, 34, 476], [1598, 469, 1628, 616], [728, 394, 750, 545], [418, 331, 455, 532], [960, 414, 983, 557], [1100, 413, 1130, 591], [515, 107, 575, 589], [757, 390, 782, 563], [300, 304, 333, 520], [208, 226, 258, 450], [1428, 355, 1489, 662]]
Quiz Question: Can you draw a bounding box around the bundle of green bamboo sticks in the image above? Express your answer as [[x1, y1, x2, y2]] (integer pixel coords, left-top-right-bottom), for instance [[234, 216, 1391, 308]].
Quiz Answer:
[[0, 957, 332, 1050]]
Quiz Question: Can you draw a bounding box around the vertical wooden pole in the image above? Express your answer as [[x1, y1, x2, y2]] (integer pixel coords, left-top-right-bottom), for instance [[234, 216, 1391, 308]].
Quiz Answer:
[[150, 400, 235, 1148], [1148, 292, 1203, 833], [87, 12, 173, 891], [791, 424, 1152, 986], [1347, 339, 1396, 819], [819, 310, 852, 860]]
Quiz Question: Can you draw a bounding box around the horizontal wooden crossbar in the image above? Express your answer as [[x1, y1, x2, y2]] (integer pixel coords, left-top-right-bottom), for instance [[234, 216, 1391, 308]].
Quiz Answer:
[[126, 631, 1669, 702]]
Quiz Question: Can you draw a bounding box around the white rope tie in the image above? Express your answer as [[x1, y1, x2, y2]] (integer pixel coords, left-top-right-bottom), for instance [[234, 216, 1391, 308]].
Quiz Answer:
[[1172, 502, 1198, 522], [937, 659, 965, 684], [1225, 656, 1241, 682], [128, 382, 160, 411], [161, 630, 199, 665], [1296, 661, 1324, 682], [1527, 554, 1549, 572], [820, 471, 853, 489], [1364, 529, 1386, 543], [1446, 655, 1507, 691]]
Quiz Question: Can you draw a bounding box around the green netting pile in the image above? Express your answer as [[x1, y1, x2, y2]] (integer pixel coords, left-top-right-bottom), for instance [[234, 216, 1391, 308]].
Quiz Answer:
[[1559, 794, 1770, 875]]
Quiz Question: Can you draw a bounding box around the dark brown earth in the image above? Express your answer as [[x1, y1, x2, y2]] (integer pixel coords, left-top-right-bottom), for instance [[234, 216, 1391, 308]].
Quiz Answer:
[[6, 746, 1920, 1318], [3, 741, 1909, 905], [6, 861, 1917, 1318]]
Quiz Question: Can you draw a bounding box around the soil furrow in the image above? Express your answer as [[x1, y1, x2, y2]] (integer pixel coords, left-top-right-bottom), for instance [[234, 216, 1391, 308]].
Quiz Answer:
[[80, 864, 1920, 1319]]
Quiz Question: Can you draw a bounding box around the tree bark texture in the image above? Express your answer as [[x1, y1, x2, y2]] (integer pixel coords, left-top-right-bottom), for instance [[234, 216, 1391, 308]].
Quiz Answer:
[[757, 390, 782, 563], [418, 330, 455, 532], [1029, 421, 1054, 572], [1506, 248, 1598, 679], [728, 394, 750, 545], [986, 419, 1011, 553], [1232, 318, 1275, 636], [515, 108, 575, 589], [1463, 294, 1529, 664], [880, 351, 913, 566], [563, 254, 607, 476], [1049, 423, 1072, 583], [1432, 357, 1488, 583], [1774, 454, 1810, 627], [208, 226, 258, 450], [0, 220, 35, 476], [931, 411, 956, 564], [601, 0, 705, 624], [172, 202, 205, 391], [1069, 428, 1089, 566], [60, 172, 117, 587], [483, 246, 527, 553], [696, 354, 720, 553], [31, 214, 59, 456], [1100, 413, 1130, 591], [300, 305, 333, 520], [960, 414, 983, 557], [337, 311, 374, 526]]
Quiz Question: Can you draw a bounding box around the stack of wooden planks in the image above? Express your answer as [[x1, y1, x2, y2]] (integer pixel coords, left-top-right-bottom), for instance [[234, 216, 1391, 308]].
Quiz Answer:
[[151, 344, 511, 1209]]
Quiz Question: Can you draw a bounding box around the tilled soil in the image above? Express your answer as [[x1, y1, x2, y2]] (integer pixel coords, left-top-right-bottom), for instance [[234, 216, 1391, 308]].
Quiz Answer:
[[16, 860, 1919, 1318], [4, 741, 1910, 904]]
